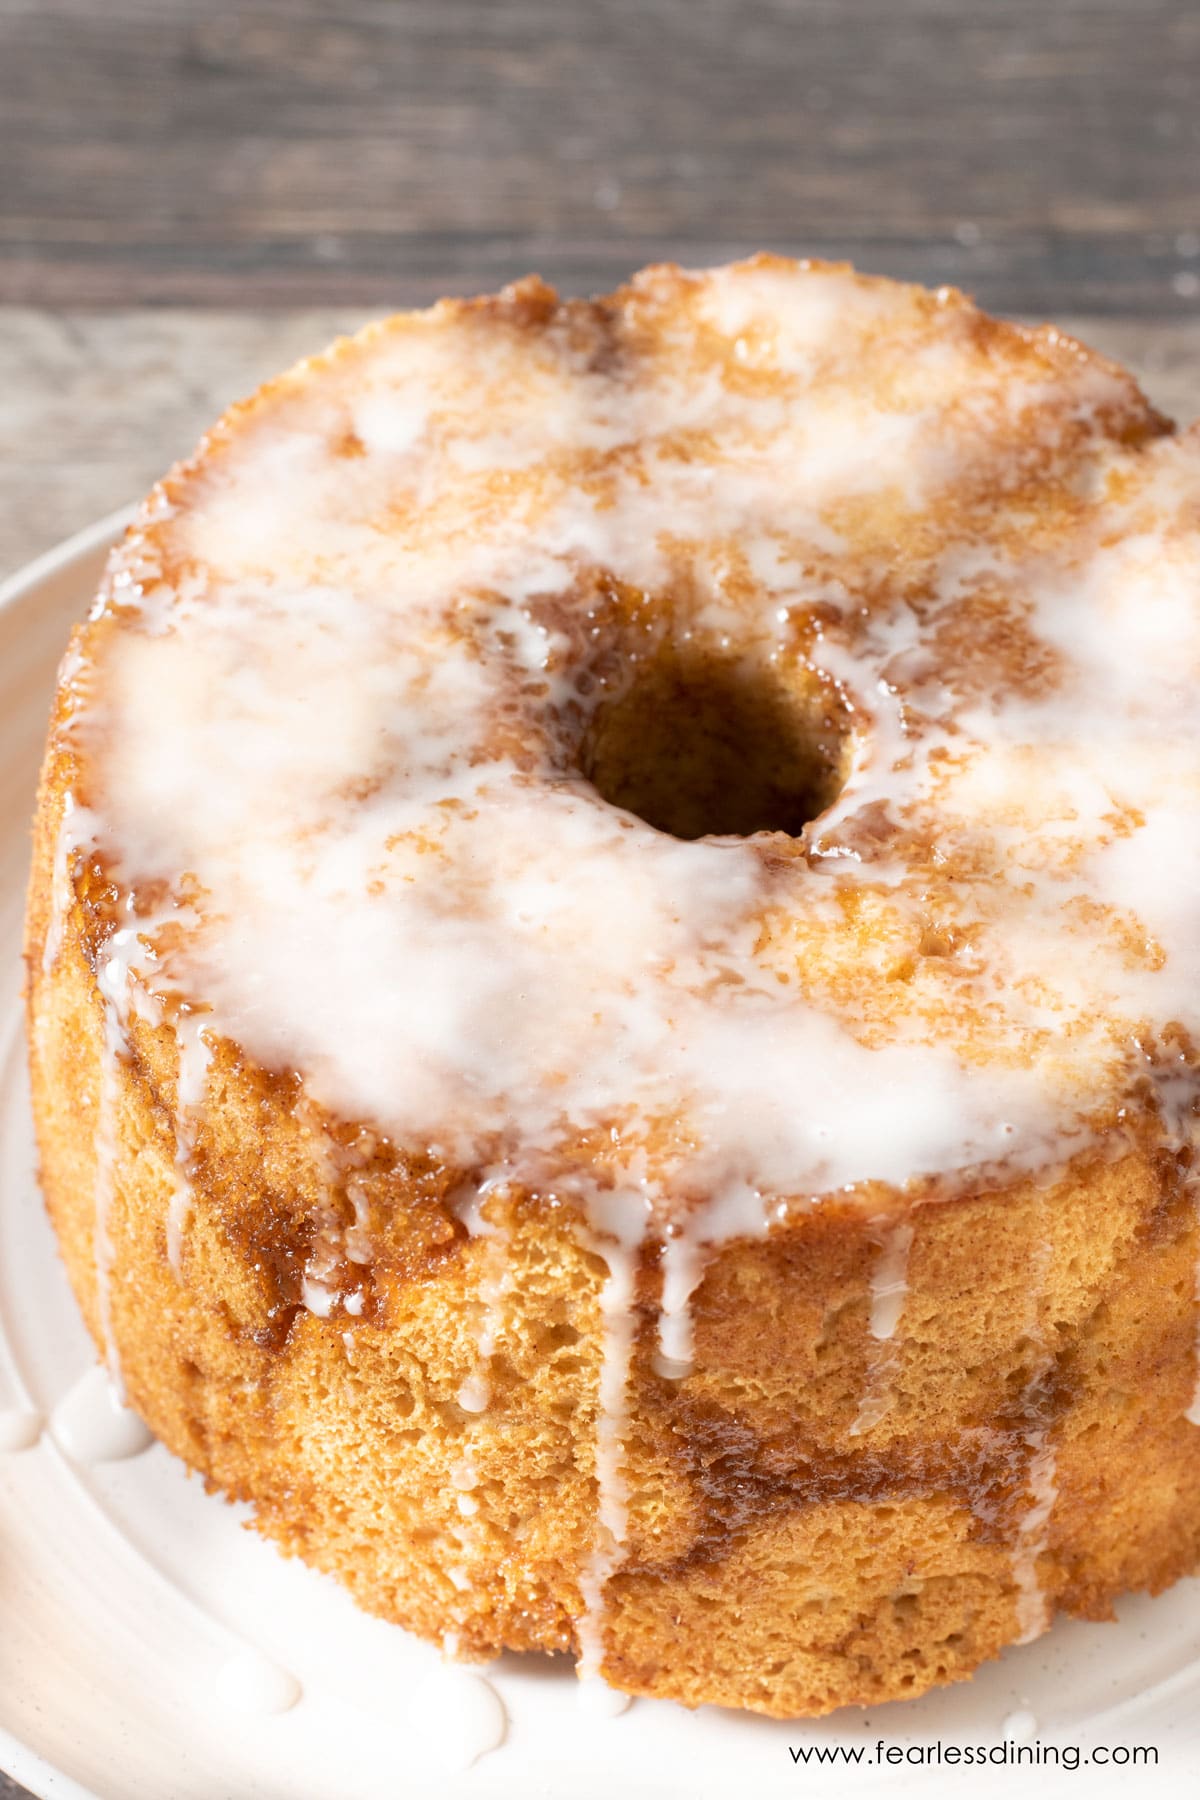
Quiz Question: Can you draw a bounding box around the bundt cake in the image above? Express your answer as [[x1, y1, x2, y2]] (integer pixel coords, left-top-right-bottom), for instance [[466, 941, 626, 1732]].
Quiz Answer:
[[23, 256, 1200, 1716]]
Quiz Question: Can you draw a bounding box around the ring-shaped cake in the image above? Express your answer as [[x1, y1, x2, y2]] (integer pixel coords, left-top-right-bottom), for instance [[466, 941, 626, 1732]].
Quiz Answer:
[[24, 257, 1200, 1714]]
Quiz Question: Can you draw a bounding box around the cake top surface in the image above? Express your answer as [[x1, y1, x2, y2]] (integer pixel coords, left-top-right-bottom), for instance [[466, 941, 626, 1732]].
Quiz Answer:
[[50, 256, 1200, 1241]]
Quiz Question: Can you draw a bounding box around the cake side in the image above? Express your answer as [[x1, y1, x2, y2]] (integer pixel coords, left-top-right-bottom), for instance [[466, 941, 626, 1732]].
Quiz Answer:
[[25, 767, 1200, 1713]]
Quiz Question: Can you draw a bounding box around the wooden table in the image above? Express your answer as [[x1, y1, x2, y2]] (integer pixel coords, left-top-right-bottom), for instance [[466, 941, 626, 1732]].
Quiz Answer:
[[2, 3, 1199, 1795], [3, 0, 1200, 578]]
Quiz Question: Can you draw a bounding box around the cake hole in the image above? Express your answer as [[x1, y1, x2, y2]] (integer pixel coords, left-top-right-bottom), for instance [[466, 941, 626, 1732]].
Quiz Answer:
[[579, 641, 852, 841]]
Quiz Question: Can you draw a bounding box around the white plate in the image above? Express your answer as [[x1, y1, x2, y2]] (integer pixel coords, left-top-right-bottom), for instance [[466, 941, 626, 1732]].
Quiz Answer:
[[1, 516, 1197, 1800]]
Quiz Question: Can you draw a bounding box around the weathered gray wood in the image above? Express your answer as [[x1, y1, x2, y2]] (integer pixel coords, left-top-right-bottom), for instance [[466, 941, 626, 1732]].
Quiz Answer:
[[3, 307, 1200, 581], [1, 0, 1199, 313]]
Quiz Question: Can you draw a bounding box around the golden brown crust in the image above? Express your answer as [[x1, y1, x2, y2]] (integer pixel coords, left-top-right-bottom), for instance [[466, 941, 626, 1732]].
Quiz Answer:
[[24, 836, 1200, 1712], [23, 258, 1200, 1717]]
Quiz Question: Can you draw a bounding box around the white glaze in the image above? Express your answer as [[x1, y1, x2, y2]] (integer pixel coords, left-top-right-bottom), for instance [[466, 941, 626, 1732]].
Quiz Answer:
[[165, 1017, 212, 1275], [1002, 1707, 1039, 1741], [93, 929, 138, 1394], [577, 1675, 634, 1717], [849, 1218, 914, 1435], [866, 1221, 914, 1342], [1012, 1435, 1058, 1644], [455, 1226, 510, 1416], [455, 1374, 489, 1415], [408, 1665, 507, 1770], [576, 1212, 642, 1682], [656, 1232, 704, 1375], [41, 791, 80, 975], [0, 1407, 43, 1452], [57, 269, 1192, 1233], [1010, 1237, 1059, 1645], [213, 1647, 302, 1715], [50, 1365, 155, 1463], [847, 1387, 896, 1439], [40, 262, 1200, 1680]]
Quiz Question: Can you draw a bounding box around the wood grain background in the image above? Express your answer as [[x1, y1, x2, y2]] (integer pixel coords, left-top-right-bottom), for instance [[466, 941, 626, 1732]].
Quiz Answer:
[[2, 4, 1200, 1795], [3, 0, 1200, 578], [2, 0, 1200, 315]]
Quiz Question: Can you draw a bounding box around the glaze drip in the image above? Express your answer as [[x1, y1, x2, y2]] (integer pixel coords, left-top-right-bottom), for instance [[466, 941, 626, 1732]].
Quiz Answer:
[[92, 926, 140, 1394], [1013, 1435, 1059, 1644], [1009, 1233, 1059, 1644], [165, 1017, 212, 1275], [849, 1217, 914, 1436], [576, 1221, 641, 1680], [50, 1365, 154, 1462], [456, 1226, 510, 1416]]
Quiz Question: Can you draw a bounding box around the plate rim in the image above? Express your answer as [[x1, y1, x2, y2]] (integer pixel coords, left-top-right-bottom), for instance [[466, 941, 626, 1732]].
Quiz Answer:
[[0, 511, 136, 1800], [0, 507, 134, 616]]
